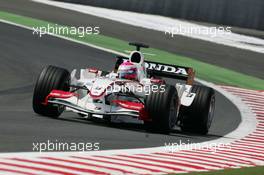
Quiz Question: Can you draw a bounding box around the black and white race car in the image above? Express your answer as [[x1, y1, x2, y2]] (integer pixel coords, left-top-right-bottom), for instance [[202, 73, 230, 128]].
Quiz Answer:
[[33, 43, 215, 134]]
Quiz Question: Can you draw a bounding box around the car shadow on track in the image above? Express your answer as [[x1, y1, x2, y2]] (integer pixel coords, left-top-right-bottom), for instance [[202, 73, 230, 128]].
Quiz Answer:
[[57, 115, 223, 140]]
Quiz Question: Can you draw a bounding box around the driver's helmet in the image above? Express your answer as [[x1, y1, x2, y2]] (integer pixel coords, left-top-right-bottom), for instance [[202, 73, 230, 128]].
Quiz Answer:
[[117, 61, 138, 80]]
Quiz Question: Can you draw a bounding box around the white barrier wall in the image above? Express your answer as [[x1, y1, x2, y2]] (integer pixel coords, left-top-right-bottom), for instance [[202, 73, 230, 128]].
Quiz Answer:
[[56, 0, 264, 30]]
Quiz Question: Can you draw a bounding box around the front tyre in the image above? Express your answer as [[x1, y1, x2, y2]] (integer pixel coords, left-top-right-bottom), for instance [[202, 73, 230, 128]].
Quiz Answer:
[[32, 65, 70, 118], [145, 85, 179, 133], [180, 85, 215, 135]]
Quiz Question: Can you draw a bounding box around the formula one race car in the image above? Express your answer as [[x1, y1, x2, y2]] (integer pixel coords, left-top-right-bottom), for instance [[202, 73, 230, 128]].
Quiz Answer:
[[33, 43, 215, 134]]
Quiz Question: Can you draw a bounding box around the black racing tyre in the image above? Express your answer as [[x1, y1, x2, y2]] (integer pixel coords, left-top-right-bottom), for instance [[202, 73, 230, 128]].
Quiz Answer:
[[180, 85, 215, 135], [144, 85, 178, 133], [33, 65, 70, 118]]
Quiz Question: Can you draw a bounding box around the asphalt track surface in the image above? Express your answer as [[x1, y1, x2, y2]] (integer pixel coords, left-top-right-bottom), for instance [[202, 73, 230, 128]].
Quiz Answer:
[[0, 0, 264, 79], [0, 22, 241, 152]]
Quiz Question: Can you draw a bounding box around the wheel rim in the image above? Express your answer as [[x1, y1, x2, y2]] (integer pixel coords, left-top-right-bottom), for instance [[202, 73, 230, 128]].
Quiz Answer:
[[207, 95, 215, 129]]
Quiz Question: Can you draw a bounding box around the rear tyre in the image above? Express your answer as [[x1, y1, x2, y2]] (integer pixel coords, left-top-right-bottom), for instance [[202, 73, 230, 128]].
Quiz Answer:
[[33, 65, 70, 118], [144, 85, 178, 133], [180, 85, 215, 135]]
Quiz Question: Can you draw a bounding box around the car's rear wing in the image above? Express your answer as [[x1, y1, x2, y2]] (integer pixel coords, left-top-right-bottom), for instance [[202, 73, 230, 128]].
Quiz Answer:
[[115, 56, 195, 85], [145, 60, 195, 85]]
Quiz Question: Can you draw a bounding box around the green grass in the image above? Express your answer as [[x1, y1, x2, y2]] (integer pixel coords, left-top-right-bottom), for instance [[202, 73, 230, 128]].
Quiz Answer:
[[1, 11, 264, 90], [173, 166, 264, 175]]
